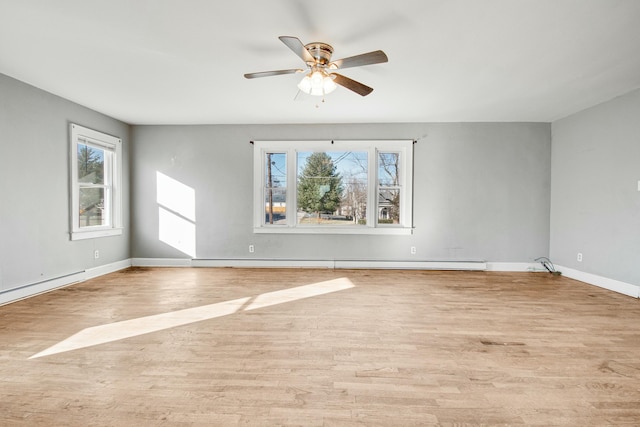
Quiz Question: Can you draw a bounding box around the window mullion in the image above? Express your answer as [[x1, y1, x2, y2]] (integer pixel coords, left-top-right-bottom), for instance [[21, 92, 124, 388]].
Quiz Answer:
[[288, 147, 297, 227], [78, 183, 108, 188], [368, 147, 377, 228]]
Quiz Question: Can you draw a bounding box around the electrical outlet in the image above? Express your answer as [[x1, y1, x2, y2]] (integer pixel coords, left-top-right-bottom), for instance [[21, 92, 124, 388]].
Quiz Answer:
[[94, 250, 100, 259], [577, 252, 582, 262], [249, 245, 255, 253], [410, 246, 417, 255]]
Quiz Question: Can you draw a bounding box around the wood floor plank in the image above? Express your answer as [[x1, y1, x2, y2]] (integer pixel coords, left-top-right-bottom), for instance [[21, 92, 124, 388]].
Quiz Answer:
[[1, 267, 640, 425]]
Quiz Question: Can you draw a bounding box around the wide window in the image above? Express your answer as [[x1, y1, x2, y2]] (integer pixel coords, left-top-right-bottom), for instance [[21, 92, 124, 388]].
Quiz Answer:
[[254, 140, 413, 234], [70, 124, 122, 240]]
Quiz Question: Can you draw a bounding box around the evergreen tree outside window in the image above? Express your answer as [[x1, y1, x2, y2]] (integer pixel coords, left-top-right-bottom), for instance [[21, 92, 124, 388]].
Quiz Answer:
[[297, 152, 345, 224]]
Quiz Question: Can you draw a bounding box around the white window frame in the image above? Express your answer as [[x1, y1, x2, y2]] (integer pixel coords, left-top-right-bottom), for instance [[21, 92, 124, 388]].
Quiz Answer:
[[253, 140, 413, 235], [70, 123, 123, 240]]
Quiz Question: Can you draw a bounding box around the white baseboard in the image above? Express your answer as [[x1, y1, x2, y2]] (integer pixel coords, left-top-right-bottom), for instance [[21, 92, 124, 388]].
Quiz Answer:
[[11, 260, 631, 307], [556, 265, 639, 298], [335, 260, 487, 270], [191, 259, 488, 270], [5, 258, 640, 305], [191, 259, 334, 268], [133, 259, 545, 272], [84, 259, 132, 280], [131, 258, 192, 267], [0, 259, 132, 306], [486, 262, 539, 272]]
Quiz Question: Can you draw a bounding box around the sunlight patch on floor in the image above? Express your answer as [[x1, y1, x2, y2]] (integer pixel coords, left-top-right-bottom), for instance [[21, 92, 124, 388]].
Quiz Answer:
[[244, 277, 355, 311], [30, 277, 355, 359]]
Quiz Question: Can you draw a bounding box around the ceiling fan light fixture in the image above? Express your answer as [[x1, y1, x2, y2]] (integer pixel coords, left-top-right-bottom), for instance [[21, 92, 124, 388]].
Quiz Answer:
[[323, 74, 337, 94], [297, 70, 336, 96], [297, 74, 312, 93], [245, 36, 387, 97]]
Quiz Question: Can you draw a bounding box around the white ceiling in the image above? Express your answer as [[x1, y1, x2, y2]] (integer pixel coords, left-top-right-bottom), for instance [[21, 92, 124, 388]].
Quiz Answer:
[[1, 0, 639, 125]]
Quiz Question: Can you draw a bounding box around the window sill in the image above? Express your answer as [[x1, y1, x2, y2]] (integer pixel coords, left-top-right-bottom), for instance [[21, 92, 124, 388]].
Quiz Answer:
[[70, 228, 123, 241], [253, 226, 413, 235]]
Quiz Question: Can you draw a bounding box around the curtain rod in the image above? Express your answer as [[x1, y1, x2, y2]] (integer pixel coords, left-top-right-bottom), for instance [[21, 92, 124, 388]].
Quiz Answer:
[[250, 139, 418, 145]]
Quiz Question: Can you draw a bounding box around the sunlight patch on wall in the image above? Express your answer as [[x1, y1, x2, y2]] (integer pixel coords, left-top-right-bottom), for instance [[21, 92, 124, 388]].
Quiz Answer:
[[29, 278, 355, 359], [158, 207, 196, 257], [157, 172, 195, 221], [156, 171, 196, 257]]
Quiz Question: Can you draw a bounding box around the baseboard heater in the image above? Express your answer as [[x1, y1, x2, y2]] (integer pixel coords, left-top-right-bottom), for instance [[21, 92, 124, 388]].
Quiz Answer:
[[0, 270, 85, 306], [191, 259, 487, 271]]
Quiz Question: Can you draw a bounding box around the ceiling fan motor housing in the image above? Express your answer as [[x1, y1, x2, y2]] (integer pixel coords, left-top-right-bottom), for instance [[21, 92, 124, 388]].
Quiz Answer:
[[304, 42, 334, 65]]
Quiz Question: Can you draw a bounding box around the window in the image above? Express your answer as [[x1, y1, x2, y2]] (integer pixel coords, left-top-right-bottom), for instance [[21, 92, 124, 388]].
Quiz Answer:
[[253, 140, 413, 234], [70, 124, 122, 240]]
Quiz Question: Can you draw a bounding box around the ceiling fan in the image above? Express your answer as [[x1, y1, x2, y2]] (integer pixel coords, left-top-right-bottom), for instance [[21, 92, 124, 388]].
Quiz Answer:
[[244, 36, 388, 97]]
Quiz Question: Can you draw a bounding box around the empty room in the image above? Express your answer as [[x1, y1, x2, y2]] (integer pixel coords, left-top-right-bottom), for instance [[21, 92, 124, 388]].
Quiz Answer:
[[1, 1, 639, 425]]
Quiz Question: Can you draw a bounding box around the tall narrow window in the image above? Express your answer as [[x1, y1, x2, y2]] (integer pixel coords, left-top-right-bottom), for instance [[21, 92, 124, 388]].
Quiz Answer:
[[253, 140, 413, 235], [377, 152, 401, 225], [265, 152, 287, 224], [70, 124, 122, 240]]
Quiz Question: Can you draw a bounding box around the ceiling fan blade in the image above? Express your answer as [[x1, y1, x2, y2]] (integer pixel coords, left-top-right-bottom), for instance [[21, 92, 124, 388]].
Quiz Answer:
[[331, 73, 374, 96], [330, 50, 388, 70], [279, 36, 315, 63], [244, 69, 302, 79]]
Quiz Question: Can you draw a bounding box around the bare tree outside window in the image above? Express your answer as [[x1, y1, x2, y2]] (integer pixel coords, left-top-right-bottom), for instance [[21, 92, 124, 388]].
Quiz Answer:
[[378, 152, 400, 224], [77, 143, 107, 227]]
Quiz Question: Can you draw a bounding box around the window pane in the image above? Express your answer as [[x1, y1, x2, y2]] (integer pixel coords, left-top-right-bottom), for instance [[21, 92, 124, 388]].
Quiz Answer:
[[378, 152, 399, 186], [264, 188, 286, 224], [265, 152, 286, 187], [297, 151, 367, 226], [342, 164, 368, 226], [77, 143, 105, 184], [79, 187, 106, 227], [264, 153, 286, 225], [378, 188, 400, 224]]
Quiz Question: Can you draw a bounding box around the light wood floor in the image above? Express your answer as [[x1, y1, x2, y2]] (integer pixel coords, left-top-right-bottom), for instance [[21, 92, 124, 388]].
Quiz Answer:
[[1, 268, 639, 426]]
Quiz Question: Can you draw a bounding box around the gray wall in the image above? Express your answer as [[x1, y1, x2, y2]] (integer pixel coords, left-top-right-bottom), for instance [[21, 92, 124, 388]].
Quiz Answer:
[[131, 122, 551, 263], [0, 70, 554, 298], [3, 67, 637, 295], [551, 88, 640, 286], [0, 74, 130, 293]]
